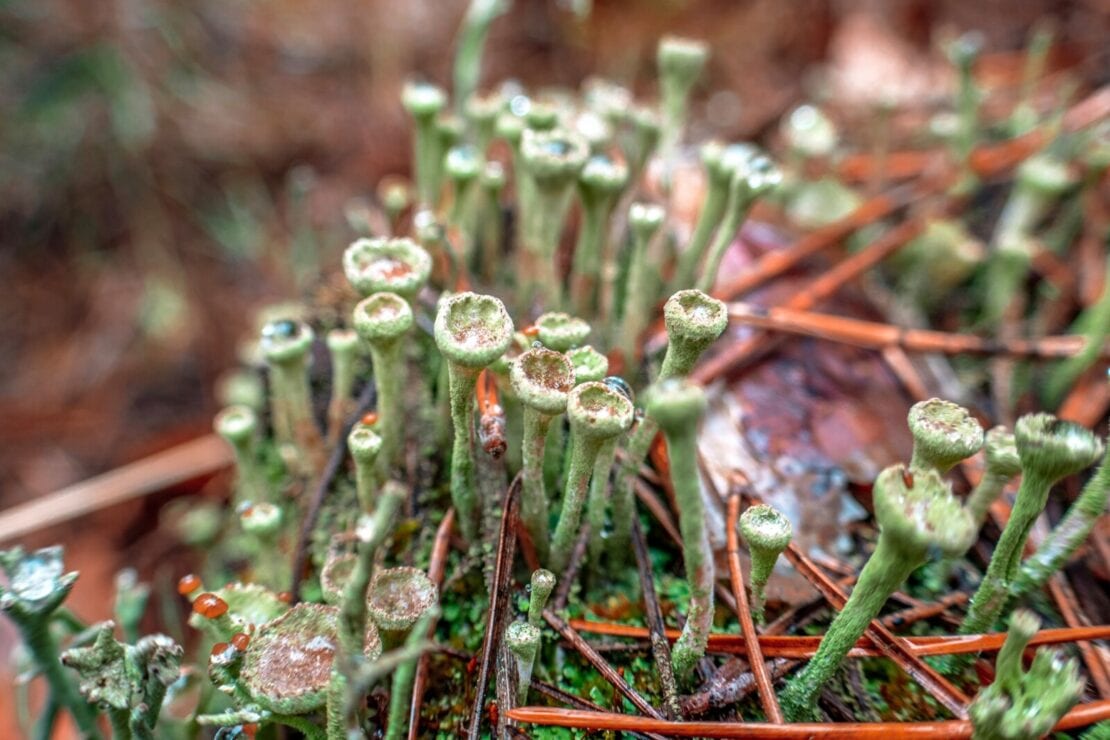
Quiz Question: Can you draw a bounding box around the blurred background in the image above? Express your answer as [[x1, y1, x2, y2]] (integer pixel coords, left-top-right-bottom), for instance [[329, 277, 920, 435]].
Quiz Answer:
[[4, 0, 1108, 506]]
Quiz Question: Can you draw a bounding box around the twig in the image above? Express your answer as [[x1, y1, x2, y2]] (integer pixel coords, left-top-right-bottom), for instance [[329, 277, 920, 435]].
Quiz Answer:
[[694, 217, 929, 383], [725, 495, 784, 723], [551, 524, 589, 612], [530, 680, 666, 740], [467, 475, 522, 740], [0, 435, 232, 545], [565, 621, 1110, 658], [631, 515, 682, 719], [408, 509, 456, 740], [290, 381, 377, 601], [506, 699, 1110, 737], [728, 303, 1110, 360], [542, 610, 664, 720], [1047, 572, 1110, 699]]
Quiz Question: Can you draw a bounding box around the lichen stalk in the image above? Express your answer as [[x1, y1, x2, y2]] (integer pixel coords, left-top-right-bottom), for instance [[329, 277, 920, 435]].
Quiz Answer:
[[571, 155, 628, 316], [353, 293, 414, 473], [348, 423, 383, 513], [331, 483, 404, 738], [549, 382, 633, 573], [261, 319, 325, 475], [527, 569, 556, 628], [966, 426, 1021, 524], [955, 414, 1102, 657], [585, 436, 618, 568], [646, 379, 713, 680], [325, 330, 359, 447], [656, 37, 708, 176], [696, 151, 781, 293], [610, 290, 727, 567], [738, 504, 792, 624], [1013, 444, 1110, 600], [214, 405, 267, 507], [780, 465, 975, 720], [435, 293, 515, 542], [671, 141, 728, 292], [402, 82, 448, 208], [618, 203, 666, 367]]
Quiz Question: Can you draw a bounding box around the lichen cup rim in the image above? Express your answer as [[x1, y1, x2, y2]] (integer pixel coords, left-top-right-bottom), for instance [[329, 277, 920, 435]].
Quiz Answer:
[[353, 291, 415, 342], [566, 381, 635, 439], [739, 504, 793, 552], [240, 602, 381, 714], [873, 465, 975, 558], [367, 566, 438, 632], [260, 319, 314, 364], [434, 292, 515, 369], [511, 347, 576, 415], [663, 289, 728, 343], [343, 237, 433, 298]]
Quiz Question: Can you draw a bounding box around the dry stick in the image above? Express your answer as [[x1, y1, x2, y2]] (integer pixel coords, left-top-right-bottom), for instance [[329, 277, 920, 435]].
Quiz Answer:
[[542, 610, 664, 720], [0, 434, 233, 545], [506, 699, 1110, 738], [725, 495, 784, 723], [408, 508, 456, 740], [694, 217, 929, 383], [630, 515, 682, 719], [291, 381, 377, 601], [565, 621, 1110, 659], [530, 681, 666, 740], [550, 524, 589, 613], [1048, 572, 1110, 700], [727, 304, 1110, 359], [467, 475, 521, 740]]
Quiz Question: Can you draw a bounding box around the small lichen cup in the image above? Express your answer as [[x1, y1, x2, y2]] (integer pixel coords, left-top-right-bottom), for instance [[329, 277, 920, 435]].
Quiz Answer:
[[549, 381, 634, 573], [343, 237, 433, 301], [353, 292, 414, 473], [511, 348, 576, 562], [738, 504, 793, 624], [434, 292, 515, 541], [907, 398, 984, 474]]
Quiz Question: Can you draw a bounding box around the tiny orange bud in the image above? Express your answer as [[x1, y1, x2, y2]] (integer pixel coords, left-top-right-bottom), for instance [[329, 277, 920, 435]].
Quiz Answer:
[[230, 632, 251, 651], [277, 591, 293, 604], [522, 324, 540, 337], [361, 412, 379, 426], [177, 574, 202, 596], [210, 642, 229, 658], [193, 593, 229, 619]]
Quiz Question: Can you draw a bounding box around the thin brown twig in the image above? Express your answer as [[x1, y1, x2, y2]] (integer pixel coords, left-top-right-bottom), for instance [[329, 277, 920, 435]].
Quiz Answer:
[[408, 508, 456, 740], [1047, 572, 1110, 700], [565, 620, 1110, 658], [694, 218, 929, 383], [631, 515, 682, 719], [467, 475, 522, 740], [530, 680, 666, 740], [725, 495, 784, 723], [542, 609, 664, 720], [506, 699, 1110, 738], [727, 303, 1110, 360]]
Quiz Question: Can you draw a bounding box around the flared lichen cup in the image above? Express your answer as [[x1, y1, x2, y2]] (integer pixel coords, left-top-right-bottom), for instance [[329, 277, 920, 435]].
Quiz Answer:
[[240, 602, 381, 715], [435, 292, 515, 370], [566, 345, 609, 383], [511, 347, 576, 560], [661, 289, 728, 378], [535, 312, 591, 353], [343, 237, 433, 300], [907, 398, 984, 474], [367, 566, 438, 648]]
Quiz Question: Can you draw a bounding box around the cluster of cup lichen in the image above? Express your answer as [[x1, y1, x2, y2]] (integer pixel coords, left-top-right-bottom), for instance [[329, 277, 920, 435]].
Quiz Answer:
[[4, 9, 1110, 738]]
